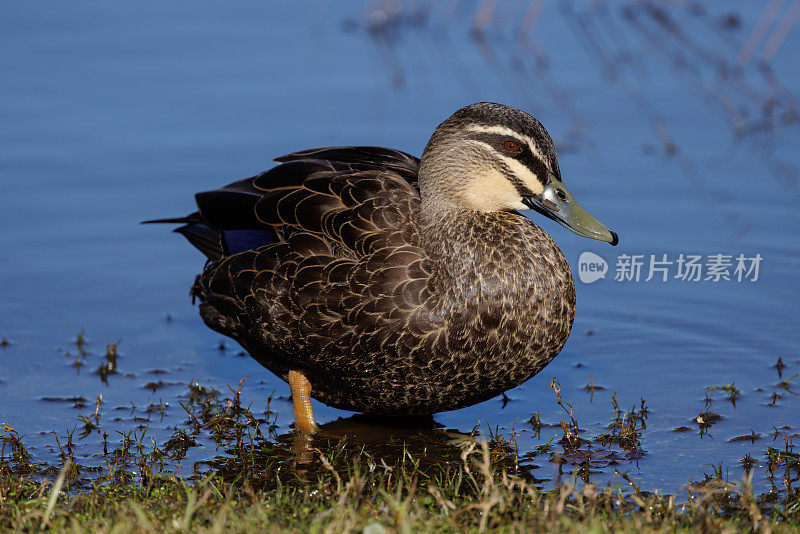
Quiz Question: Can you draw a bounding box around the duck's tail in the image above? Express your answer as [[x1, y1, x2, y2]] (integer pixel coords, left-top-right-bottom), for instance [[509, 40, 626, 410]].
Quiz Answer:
[[141, 215, 200, 225], [142, 213, 225, 261]]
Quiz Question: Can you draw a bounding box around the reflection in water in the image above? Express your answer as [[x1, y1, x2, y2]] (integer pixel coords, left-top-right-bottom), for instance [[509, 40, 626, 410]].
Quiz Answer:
[[201, 395, 650, 493], [200, 413, 478, 490], [288, 415, 454, 482], [360, 0, 800, 211]]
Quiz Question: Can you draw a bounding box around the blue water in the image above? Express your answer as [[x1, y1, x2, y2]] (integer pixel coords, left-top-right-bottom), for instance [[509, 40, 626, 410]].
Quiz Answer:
[[1, 1, 798, 493]]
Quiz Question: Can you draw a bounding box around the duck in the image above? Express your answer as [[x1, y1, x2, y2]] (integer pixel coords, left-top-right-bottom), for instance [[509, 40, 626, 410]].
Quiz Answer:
[[146, 102, 617, 433]]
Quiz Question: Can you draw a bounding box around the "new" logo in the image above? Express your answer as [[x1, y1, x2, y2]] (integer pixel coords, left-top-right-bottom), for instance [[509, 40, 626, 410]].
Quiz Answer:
[[577, 251, 608, 284]]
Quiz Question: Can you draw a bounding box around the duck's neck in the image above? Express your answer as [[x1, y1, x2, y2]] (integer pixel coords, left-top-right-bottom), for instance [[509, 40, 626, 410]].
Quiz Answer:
[[417, 202, 537, 286], [417, 160, 519, 275], [414, 155, 574, 336], [416, 205, 575, 332], [415, 154, 566, 291]]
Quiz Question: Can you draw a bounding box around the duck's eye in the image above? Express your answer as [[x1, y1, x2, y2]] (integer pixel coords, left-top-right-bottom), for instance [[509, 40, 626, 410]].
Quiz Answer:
[[504, 141, 521, 153]]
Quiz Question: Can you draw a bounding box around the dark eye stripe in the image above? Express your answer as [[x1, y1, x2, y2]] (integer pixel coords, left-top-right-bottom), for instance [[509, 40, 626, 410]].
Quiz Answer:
[[467, 132, 551, 189], [491, 157, 532, 197]]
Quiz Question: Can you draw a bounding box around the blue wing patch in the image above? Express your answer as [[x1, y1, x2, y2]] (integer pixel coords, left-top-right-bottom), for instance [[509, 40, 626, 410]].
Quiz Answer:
[[222, 229, 276, 255]]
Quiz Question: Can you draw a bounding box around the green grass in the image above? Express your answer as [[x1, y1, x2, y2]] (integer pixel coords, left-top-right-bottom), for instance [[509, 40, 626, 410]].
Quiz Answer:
[[2, 377, 799, 533], [1, 438, 799, 532]]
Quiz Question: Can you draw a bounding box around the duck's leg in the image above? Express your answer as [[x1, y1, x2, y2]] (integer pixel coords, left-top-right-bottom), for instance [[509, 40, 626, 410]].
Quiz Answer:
[[288, 370, 318, 434]]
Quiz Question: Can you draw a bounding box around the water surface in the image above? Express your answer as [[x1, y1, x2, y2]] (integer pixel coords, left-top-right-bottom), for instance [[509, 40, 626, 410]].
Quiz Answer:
[[1, 1, 798, 493]]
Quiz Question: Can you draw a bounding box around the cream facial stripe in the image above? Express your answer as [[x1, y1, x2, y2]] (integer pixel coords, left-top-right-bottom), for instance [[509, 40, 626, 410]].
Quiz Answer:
[[464, 124, 551, 174], [466, 139, 545, 196]]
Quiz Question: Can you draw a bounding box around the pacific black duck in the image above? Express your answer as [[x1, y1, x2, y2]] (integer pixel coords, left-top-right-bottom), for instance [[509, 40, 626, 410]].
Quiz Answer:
[[147, 102, 617, 433]]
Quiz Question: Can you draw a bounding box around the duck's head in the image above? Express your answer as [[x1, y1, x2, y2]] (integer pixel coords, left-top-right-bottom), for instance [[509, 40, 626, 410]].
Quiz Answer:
[[419, 102, 618, 246]]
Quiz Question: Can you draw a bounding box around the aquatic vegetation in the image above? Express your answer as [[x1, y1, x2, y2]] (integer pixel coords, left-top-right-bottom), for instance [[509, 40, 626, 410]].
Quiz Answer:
[[1, 401, 798, 532], [707, 382, 742, 405], [2, 367, 799, 531]]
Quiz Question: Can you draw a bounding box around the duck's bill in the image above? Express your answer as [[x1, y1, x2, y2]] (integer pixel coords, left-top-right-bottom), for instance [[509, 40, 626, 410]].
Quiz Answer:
[[522, 181, 618, 246]]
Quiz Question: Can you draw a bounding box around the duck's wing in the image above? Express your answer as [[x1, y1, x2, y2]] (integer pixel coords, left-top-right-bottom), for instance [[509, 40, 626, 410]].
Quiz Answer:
[[274, 146, 420, 181], [250, 149, 422, 257], [178, 147, 432, 360], [144, 147, 421, 261]]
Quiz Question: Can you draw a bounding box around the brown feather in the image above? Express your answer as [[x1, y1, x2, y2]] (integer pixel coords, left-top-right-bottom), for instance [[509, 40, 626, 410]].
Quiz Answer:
[[162, 125, 577, 415]]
